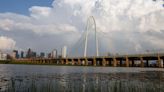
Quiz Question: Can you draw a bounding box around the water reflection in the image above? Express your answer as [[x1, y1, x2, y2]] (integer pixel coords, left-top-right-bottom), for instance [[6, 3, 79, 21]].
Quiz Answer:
[[0, 65, 164, 92]]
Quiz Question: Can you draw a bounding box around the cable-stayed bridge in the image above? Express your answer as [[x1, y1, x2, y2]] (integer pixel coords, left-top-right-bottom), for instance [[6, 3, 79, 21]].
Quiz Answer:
[[15, 16, 164, 68]]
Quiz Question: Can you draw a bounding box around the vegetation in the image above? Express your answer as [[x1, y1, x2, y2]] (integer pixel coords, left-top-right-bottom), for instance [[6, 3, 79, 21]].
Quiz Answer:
[[2, 78, 164, 92], [0, 60, 11, 64]]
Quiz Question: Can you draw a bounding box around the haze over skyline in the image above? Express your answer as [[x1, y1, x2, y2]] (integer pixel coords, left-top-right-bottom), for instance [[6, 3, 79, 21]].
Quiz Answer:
[[0, 0, 164, 56]]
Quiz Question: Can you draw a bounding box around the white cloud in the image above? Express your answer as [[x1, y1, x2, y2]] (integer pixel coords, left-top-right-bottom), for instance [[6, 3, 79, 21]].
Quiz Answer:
[[0, 0, 164, 55], [0, 36, 16, 50], [0, 19, 14, 31], [29, 6, 52, 18]]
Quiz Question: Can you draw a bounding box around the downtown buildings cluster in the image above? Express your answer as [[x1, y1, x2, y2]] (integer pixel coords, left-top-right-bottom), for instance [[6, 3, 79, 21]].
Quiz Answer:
[[0, 46, 67, 60]]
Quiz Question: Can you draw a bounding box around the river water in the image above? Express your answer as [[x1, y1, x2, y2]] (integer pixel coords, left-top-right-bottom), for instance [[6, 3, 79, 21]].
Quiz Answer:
[[0, 64, 164, 92]]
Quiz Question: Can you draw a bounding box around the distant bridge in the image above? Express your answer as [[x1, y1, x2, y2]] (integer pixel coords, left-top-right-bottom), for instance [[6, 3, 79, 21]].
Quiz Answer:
[[15, 52, 164, 68]]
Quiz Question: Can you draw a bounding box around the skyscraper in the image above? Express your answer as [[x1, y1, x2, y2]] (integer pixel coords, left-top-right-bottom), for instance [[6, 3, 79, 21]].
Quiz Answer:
[[12, 50, 19, 59], [21, 51, 24, 58], [26, 48, 32, 58], [62, 46, 67, 58], [40, 52, 45, 58], [52, 49, 57, 58], [26, 48, 37, 58]]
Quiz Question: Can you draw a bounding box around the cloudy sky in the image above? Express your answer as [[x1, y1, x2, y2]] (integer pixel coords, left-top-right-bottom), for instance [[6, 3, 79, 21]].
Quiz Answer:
[[0, 0, 164, 56]]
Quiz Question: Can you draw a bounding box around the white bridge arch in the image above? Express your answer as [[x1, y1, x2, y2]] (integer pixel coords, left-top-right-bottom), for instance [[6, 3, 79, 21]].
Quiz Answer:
[[84, 16, 99, 57]]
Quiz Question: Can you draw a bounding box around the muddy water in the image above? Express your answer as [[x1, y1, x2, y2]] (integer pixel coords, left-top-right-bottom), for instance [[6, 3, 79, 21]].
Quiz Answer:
[[0, 64, 164, 92]]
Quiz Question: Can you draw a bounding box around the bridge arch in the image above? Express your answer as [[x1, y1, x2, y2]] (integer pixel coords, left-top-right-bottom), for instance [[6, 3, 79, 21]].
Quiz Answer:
[[84, 16, 99, 57]]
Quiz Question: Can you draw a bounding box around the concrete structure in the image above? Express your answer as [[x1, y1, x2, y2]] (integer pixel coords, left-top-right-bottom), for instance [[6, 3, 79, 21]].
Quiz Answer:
[[62, 46, 67, 58], [26, 48, 37, 58], [21, 51, 24, 58], [52, 49, 57, 58], [26, 48, 32, 58], [12, 50, 19, 59], [84, 16, 99, 57], [32, 52, 37, 58], [14, 53, 164, 68], [40, 52, 45, 58], [48, 53, 52, 58]]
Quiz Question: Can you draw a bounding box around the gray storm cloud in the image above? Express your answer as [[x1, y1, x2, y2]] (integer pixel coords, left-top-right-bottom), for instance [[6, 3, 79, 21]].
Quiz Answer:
[[0, 0, 164, 56]]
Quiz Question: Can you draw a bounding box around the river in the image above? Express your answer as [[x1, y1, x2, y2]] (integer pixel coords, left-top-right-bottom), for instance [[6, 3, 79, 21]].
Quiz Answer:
[[0, 64, 164, 92]]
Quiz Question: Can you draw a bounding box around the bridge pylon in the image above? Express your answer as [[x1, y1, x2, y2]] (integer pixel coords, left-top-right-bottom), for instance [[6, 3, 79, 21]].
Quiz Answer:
[[84, 16, 99, 57]]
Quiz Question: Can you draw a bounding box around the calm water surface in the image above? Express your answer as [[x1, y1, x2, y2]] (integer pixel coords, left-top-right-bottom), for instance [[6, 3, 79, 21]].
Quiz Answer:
[[0, 64, 164, 92]]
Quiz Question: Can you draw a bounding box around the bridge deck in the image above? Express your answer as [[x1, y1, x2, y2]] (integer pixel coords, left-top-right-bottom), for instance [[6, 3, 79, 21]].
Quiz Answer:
[[15, 53, 164, 68]]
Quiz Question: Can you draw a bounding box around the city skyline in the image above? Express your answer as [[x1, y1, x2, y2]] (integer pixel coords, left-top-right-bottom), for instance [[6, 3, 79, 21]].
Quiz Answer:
[[0, 0, 164, 56], [1, 1, 164, 92]]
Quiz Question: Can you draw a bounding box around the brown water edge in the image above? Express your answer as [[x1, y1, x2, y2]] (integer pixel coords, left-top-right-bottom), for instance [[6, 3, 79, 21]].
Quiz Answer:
[[0, 60, 162, 69], [1, 71, 164, 92]]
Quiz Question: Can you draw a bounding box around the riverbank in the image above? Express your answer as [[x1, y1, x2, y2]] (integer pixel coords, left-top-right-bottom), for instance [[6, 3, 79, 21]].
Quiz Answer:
[[0, 60, 84, 66], [0, 60, 11, 64], [0, 60, 51, 65], [0, 60, 161, 68], [0, 60, 62, 66]]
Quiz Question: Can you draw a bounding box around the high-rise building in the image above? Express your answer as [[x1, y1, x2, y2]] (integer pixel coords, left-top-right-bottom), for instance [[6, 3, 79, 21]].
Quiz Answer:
[[40, 52, 45, 58], [21, 51, 24, 58], [12, 50, 19, 59], [48, 53, 52, 58], [62, 46, 67, 58], [26, 48, 37, 58], [32, 52, 37, 58], [52, 49, 57, 58], [26, 48, 36, 58], [26, 48, 32, 58]]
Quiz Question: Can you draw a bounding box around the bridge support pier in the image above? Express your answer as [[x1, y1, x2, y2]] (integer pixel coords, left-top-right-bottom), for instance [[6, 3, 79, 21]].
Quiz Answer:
[[109, 60, 112, 66], [44, 60, 48, 64], [49, 60, 52, 64], [61, 59, 64, 65], [85, 58, 88, 66], [39, 60, 41, 64], [44, 60, 49, 64], [72, 59, 75, 65], [157, 55, 163, 68], [161, 60, 163, 68], [106, 60, 109, 66], [93, 58, 96, 66], [113, 57, 117, 67], [132, 60, 135, 67], [163, 58, 164, 67], [125, 56, 129, 67], [102, 58, 106, 66], [120, 59, 123, 67], [78, 59, 81, 65], [140, 57, 144, 67], [66, 59, 69, 65], [146, 60, 149, 67]]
